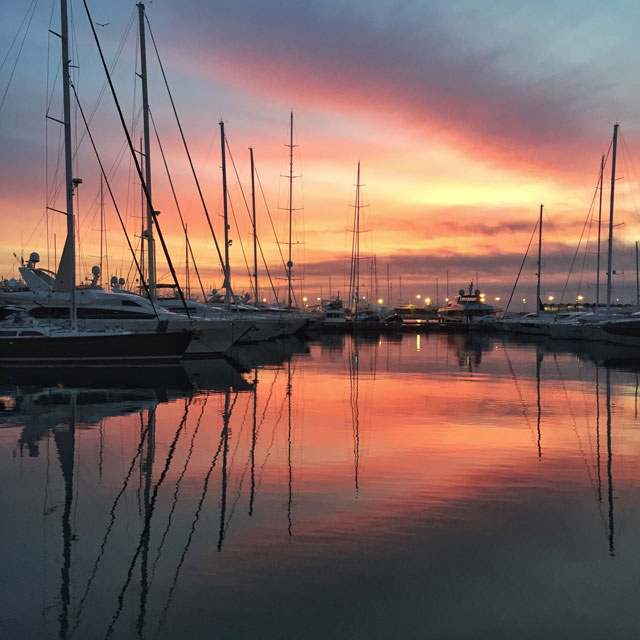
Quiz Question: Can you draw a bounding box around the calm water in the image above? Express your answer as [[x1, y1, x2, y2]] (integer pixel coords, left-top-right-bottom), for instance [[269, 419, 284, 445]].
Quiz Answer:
[[2, 332, 640, 639]]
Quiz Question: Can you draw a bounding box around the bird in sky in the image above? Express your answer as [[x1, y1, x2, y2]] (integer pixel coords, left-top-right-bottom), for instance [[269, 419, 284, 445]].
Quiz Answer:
[[95, 22, 110, 27]]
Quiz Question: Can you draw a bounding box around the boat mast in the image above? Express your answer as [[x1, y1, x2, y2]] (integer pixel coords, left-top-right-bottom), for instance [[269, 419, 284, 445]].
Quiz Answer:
[[536, 204, 543, 316], [596, 154, 605, 310], [60, 0, 77, 329], [606, 123, 619, 314], [636, 241, 639, 307], [220, 121, 231, 306], [250, 147, 258, 305], [286, 111, 294, 308], [138, 2, 155, 300], [99, 173, 104, 284], [185, 223, 190, 299], [354, 162, 361, 315]]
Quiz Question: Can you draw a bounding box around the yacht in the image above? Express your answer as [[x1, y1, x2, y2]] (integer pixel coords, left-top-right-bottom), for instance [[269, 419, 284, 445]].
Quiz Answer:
[[437, 284, 495, 324], [322, 298, 348, 328], [386, 303, 436, 327], [0, 255, 239, 357]]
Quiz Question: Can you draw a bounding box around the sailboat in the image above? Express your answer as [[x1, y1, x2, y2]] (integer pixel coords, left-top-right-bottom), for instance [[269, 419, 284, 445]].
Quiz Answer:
[[0, 0, 194, 365]]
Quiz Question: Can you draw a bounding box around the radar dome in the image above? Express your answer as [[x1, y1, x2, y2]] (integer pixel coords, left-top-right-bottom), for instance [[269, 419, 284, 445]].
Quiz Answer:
[[29, 252, 40, 264], [459, 289, 465, 296], [91, 265, 100, 276]]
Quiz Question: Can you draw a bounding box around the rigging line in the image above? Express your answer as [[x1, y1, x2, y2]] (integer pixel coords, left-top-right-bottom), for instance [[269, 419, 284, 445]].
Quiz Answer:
[[71, 424, 150, 635], [69, 82, 158, 318], [45, 16, 137, 218], [225, 139, 281, 293], [104, 402, 191, 640], [255, 166, 290, 302], [502, 343, 538, 448], [150, 396, 206, 583], [149, 108, 207, 302], [81, 1, 191, 321], [144, 15, 226, 275], [553, 354, 604, 517], [0, 0, 39, 115], [619, 132, 640, 224], [0, 0, 36, 74], [558, 163, 602, 305], [227, 192, 254, 286], [156, 421, 227, 636], [503, 218, 539, 316], [255, 375, 289, 497], [249, 368, 281, 514], [248, 162, 280, 302], [222, 397, 253, 539]]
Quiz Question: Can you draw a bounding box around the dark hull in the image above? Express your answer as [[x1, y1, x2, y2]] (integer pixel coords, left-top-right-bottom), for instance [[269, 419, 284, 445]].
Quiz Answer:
[[0, 330, 193, 366]]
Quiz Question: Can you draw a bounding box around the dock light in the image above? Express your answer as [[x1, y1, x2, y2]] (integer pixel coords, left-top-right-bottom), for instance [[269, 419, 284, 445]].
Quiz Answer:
[[262, 298, 267, 303], [425, 297, 431, 305], [522, 298, 527, 303], [302, 297, 308, 303], [495, 297, 501, 302], [416, 294, 421, 300], [377, 298, 383, 305], [445, 297, 449, 302], [548, 295, 554, 302], [316, 297, 321, 301], [577, 295, 584, 301]]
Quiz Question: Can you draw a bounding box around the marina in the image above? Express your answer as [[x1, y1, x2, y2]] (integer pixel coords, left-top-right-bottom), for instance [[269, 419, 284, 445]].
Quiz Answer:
[[3, 1, 640, 638]]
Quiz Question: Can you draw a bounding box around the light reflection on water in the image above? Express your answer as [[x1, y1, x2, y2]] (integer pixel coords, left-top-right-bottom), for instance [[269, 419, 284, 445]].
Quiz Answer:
[[1, 333, 640, 639]]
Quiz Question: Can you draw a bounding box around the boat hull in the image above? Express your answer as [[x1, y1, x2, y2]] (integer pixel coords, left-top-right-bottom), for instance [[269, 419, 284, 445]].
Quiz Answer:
[[0, 330, 193, 366]]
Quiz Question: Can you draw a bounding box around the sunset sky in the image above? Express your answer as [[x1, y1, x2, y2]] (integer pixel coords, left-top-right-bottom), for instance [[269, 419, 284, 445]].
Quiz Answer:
[[2, 0, 640, 309]]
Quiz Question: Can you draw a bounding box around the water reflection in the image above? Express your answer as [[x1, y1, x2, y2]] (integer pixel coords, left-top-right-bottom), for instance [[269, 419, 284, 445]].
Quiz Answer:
[[2, 333, 640, 638]]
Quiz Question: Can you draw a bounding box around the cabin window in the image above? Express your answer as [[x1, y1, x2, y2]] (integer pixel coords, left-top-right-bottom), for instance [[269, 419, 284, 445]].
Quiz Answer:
[[121, 300, 142, 307]]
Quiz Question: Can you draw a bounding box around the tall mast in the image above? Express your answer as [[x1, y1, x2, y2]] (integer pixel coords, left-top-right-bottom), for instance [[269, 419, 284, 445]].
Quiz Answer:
[[250, 147, 258, 305], [286, 111, 294, 308], [636, 241, 639, 307], [535, 204, 543, 316], [185, 223, 190, 299], [596, 154, 605, 310], [606, 123, 619, 313], [60, 0, 77, 329], [99, 173, 104, 284], [355, 162, 361, 314], [220, 121, 231, 306], [138, 2, 155, 300]]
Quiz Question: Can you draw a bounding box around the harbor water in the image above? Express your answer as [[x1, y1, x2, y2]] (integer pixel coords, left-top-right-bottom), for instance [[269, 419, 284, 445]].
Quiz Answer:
[[1, 332, 640, 639]]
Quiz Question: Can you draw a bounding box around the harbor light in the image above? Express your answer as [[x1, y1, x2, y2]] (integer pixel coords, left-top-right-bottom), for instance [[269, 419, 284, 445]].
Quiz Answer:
[[416, 294, 421, 300], [495, 297, 501, 302], [377, 298, 383, 305], [303, 297, 308, 303], [262, 298, 267, 303], [577, 295, 584, 301], [425, 297, 431, 305], [548, 295, 554, 301], [316, 297, 321, 301]]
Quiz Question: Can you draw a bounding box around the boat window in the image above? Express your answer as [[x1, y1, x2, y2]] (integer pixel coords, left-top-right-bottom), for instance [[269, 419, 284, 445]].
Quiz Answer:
[[18, 330, 43, 336], [0, 330, 17, 336], [121, 300, 142, 307]]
